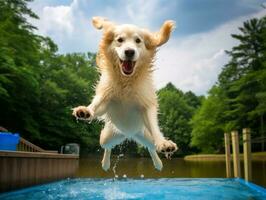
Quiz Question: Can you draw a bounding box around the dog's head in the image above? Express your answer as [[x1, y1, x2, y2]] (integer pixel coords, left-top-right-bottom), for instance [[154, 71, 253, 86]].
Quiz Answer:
[[92, 17, 175, 77]]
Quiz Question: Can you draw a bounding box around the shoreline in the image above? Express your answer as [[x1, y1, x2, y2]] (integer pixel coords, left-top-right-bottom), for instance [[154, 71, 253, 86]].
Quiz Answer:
[[184, 152, 266, 161]]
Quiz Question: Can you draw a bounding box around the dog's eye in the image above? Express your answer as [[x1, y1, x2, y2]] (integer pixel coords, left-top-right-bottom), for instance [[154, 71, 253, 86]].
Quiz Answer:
[[117, 37, 124, 43], [135, 38, 141, 44]]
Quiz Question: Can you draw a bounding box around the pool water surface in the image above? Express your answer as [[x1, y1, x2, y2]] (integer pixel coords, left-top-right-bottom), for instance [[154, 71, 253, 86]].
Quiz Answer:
[[0, 178, 266, 200]]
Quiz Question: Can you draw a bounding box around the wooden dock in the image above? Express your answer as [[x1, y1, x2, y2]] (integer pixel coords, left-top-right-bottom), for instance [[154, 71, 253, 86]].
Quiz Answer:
[[0, 151, 79, 192]]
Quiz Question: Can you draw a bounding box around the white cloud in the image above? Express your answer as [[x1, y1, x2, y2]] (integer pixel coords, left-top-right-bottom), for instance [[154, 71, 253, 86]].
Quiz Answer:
[[29, 1, 266, 95], [154, 9, 266, 95], [29, 0, 169, 52], [42, 6, 73, 35], [124, 0, 165, 28], [30, 0, 100, 52]]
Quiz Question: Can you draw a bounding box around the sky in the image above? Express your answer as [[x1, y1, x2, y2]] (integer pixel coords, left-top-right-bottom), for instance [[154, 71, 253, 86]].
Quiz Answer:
[[29, 0, 266, 95]]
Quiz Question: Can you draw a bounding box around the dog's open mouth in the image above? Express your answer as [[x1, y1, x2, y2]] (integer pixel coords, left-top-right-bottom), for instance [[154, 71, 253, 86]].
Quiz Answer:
[[120, 60, 136, 75]]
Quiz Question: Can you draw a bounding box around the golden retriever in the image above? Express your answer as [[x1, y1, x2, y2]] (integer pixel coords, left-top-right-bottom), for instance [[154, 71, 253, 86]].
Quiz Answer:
[[72, 16, 178, 171]]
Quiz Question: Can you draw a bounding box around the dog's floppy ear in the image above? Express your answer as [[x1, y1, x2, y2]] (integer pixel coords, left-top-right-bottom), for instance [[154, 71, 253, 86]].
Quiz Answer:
[[92, 16, 114, 30], [153, 20, 175, 47], [142, 31, 156, 50]]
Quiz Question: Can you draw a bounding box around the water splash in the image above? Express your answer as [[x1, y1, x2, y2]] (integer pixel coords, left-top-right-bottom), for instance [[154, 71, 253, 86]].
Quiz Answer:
[[112, 140, 129, 179], [112, 153, 124, 179]]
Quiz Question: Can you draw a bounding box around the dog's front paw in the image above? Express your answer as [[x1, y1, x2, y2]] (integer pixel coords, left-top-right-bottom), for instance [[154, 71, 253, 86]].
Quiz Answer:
[[72, 106, 93, 120], [156, 139, 178, 159]]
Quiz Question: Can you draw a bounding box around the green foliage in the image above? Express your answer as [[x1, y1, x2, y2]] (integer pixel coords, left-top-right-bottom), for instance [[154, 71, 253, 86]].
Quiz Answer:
[[36, 49, 101, 152], [158, 83, 201, 154], [190, 86, 225, 153], [0, 0, 101, 154], [0, 0, 41, 139], [191, 16, 266, 153], [219, 17, 266, 134]]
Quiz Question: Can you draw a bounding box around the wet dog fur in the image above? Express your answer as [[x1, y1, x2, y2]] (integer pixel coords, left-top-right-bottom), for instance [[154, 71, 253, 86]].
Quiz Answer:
[[73, 17, 178, 171]]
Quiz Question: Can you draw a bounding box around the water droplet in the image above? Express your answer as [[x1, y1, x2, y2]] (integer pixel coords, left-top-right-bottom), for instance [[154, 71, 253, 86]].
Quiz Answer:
[[112, 144, 124, 178]]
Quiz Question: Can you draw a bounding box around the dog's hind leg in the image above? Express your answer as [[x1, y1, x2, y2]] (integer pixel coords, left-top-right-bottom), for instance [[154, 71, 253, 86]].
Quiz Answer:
[[133, 129, 163, 171], [102, 149, 111, 171], [148, 149, 163, 171], [100, 124, 125, 171]]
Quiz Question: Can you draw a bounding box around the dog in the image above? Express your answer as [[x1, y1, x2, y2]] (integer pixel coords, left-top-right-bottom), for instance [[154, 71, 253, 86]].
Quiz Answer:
[[72, 17, 178, 171]]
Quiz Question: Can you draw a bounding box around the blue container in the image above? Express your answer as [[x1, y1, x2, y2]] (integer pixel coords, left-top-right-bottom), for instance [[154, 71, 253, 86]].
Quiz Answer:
[[0, 132, 20, 151]]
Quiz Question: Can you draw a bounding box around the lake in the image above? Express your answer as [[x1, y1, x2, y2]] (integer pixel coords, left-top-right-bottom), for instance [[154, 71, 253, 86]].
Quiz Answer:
[[77, 156, 266, 188]]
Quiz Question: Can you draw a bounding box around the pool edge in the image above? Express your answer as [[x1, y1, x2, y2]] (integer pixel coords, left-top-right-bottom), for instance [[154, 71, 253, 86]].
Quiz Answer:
[[236, 178, 266, 195]]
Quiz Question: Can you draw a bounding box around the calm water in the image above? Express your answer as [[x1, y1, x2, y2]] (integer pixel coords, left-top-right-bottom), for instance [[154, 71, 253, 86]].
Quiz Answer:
[[77, 156, 266, 188]]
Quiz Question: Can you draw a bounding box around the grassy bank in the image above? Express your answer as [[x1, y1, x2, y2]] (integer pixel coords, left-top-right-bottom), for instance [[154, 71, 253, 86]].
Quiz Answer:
[[184, 152, 266, 161]]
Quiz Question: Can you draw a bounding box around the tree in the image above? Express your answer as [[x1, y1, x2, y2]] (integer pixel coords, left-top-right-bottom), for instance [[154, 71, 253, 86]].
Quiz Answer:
[[191, 16, 266, 152], [190, 86, 226, 153], [36, 45, 101, 151], [0, 0, 102, 154], [0, 0, 42, 138], [157, 83, 200, 154], [219, 17, 266, 135]]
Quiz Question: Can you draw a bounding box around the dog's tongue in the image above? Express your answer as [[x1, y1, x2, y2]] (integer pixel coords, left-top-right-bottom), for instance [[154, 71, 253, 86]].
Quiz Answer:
[[122, 61, 133, 72]]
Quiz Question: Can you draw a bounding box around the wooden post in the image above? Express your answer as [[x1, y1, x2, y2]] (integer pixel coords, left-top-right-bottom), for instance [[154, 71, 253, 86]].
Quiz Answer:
[[231, 130, 241, 178], [243, 128, 252, 181], [224, 133, 232, 178]]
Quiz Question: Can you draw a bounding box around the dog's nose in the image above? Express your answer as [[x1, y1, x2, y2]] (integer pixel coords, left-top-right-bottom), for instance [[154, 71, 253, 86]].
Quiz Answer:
[[125, 49, 135, 59]]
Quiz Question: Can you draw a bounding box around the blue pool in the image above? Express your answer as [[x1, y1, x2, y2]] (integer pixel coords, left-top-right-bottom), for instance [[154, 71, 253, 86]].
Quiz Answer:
[[0, 178, 266, 200]]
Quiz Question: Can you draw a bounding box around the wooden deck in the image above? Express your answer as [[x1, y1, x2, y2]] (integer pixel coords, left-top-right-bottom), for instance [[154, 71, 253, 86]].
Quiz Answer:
[[0, 151, 79, 192]]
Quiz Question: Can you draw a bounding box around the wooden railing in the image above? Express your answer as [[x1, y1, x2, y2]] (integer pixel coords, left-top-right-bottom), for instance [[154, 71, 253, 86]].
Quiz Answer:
[[17, 137, 58, 153]]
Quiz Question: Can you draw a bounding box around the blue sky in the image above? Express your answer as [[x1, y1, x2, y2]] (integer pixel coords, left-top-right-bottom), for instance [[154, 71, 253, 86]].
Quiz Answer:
[[29, 0, 266, 95]]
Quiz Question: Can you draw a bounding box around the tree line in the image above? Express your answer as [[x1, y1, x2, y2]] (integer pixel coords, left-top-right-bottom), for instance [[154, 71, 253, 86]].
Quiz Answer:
[[191, 16, 266, 153], [0, 0, 265, 155]]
